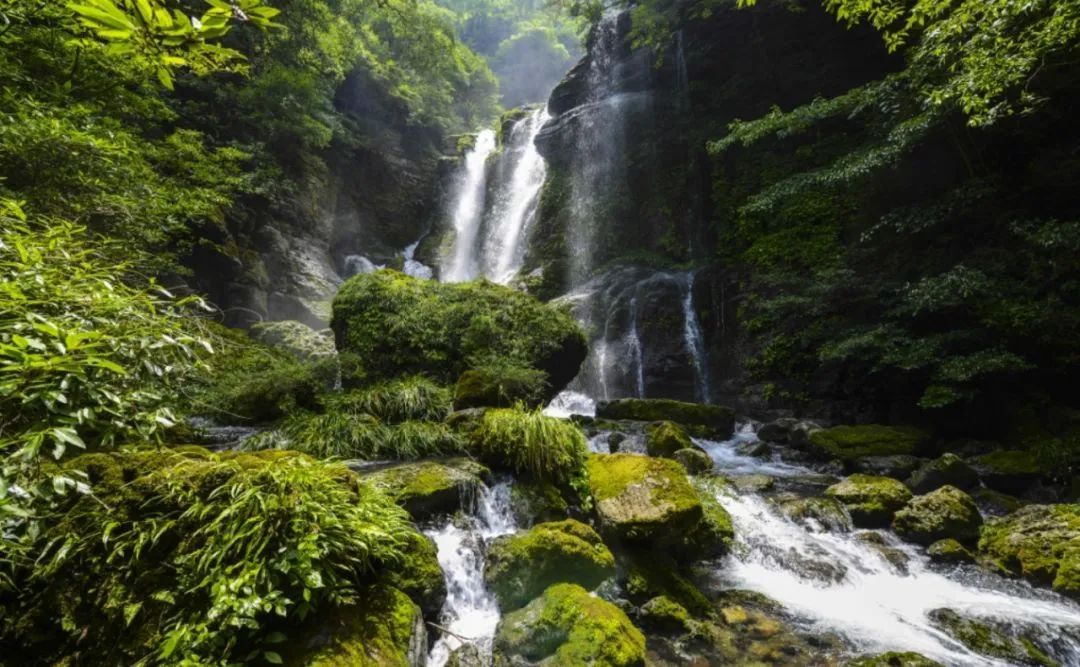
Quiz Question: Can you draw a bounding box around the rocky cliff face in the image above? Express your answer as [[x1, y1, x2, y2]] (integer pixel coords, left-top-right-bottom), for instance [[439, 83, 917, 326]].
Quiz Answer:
[[188, 69, 450, 329], [531, 1, 895, 414]]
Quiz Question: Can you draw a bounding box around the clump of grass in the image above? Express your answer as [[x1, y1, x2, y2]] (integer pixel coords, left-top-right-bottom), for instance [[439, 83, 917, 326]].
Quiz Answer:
[[245, 410, 464, 461], [470, 406, 588, 486], [6, 449, 414, 665], [324, 375, 453, 423]]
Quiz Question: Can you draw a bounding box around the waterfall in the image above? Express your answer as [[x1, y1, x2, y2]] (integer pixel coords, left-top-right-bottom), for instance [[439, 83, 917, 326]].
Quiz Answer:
[[681, 271, 711, 403], [696, 429, 1080, 666], [402, 240, 433, 280], [626, 296, 645, 398], [480, 108, 549, 285], [443, 130, 497, 283], [425, 480, 518, 667]]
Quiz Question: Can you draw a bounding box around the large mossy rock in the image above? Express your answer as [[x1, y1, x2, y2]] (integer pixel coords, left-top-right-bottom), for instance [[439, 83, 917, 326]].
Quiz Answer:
[[493, 583, 646, 667], [808, 425, 929, 464], [970, 450, 1045, 493], [595, 398, 735, 438], [825, 474, 913, 527], [927, 608, 1056, 666], [586, 453, 703, 543], [379, 531, 447, 620], [361, 459, 489, 520], [892, 485, 983, 546], [978, 504, 1080, 600], [331, 270, 586, 398], [485, 519, 616, 611], [905, 453, 978, 494], [289, 585, 426, 667], [845, 653, 943, 667], [644, 420, 695, 458], [453, 365, 548, 409]]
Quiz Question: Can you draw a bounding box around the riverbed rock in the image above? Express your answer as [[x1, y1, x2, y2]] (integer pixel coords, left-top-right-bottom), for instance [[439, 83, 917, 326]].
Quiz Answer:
[[778, 496, 853, 533], [969, 450, 1045, 494], [845, 652, 944, 667], [288, 585, 426, 667], [510, 480, 571, 525], [361, 459, 488, 520], [493, 583, 646, 666], [927, 538, 976, 564], [639, 595, 692, 633], [892, 485, 983, 545], [824, 475, 913, 527], [808, 425, 929, 465], [673, 447, 713, 474], [853, 455, 924, 480], [927, 608, 1056, 666], [331, 270, 587, 399], [679, 476, 735, 559], [977, 504, 1080, 600], [732, 473, 776, 494], [379, 530, 447, 619], [644, 420, 695, 458], [595, 398, 735, 438], [905, 453, 978, 494], [586, 453, 704, 544], [485, 519, 616, 611], [854, 532, 910, 573]]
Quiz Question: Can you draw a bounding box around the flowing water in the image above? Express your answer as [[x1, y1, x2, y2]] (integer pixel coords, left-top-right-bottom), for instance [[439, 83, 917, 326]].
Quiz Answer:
[[698, 427, 1080, 665], [425, 480, 518, 667], [443, 130, 497, 283], [681, 271, 711, 403]]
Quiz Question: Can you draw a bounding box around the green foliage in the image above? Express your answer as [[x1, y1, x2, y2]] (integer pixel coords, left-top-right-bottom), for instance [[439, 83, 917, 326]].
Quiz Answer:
[[0, 204, 210, 527], [470, 406, 589, 487], [246, 411, 465, 461], [454, 361, 550, 409], [324, 376, 455, 424], [3, 449, 415, 664]]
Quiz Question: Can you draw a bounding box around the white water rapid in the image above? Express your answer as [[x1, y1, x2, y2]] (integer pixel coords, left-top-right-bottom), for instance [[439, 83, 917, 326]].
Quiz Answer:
[[425, 480, 518, 667], [698, 427, 1080, 665], [443, 130, 497, 283]]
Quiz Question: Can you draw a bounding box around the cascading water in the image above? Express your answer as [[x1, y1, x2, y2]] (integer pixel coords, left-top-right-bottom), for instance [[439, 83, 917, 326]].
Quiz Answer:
[[443, 130, 497, 283], [425, 480, 518, 667], [626, 296, 645, 398], [696, 429, 1080, 665], [681, 271, 711, 403], [480, 108, 550, 285]]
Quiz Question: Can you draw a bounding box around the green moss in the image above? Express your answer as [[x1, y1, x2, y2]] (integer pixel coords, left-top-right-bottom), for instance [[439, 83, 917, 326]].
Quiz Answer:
[[510, 480, 571, 525], [680, 475, 735, 558], [250, 320, 335, 361], [621, 551, 713, 617], [362, 459, 488, 520], [808, 425, 929, 463], [586, 453, 704, 543], [379, 531, 447, 619], [596, 398, 735, 438], [291, 585, 424, 667], [927, 538, 976, 564], [974, 450, 1043, 474], [494, 583, 646, 667], [645, 420, 695, 458], [331, 270, 586, 399], [485, 519, 616, 610], [673, 447, 714, 474], [470, 407, 588, 486], [453, 363, 548, 409], [928, 608, 1056, 666], [825, 474, 913, 527], [846, 652, 944, 667], [778, 496, 853, 533], [892, 485, 982, 546], [640, 595, 692, 632], [978, 504, 1080, 599]]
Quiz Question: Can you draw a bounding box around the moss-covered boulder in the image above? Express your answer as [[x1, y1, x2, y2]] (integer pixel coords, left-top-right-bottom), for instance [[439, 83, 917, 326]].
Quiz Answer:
[[892, 485, 983, 546], [778, 496, 853, 533], [853, 455, 924, 480], [639, 595, 692, 633], [510, 480, 571, 526], [905, 453, 978, 494], [679, 475, 735, 559], [379, 531, 447, 619], [493, 583, 645, 666], [361, 459, 489, 520], [978, 504, 1080, 600], [250, 320, 336, 361], [485, 519, 616, 611], [586, 453, 703, 544], [808, 425, 929, 464], [927, 608, 1056, 666], [927, 538, 976, 564], [289, 585, 426, 667], [825, 474, 913, 527], [331, 270, 586, 398], [845, 653, 943, 667], [596, 398, 735, 438], [453, 364, 548, 409], [673, 447, 714, 474], [970, 450, 1045, 493], [644, 420, 695, 458]]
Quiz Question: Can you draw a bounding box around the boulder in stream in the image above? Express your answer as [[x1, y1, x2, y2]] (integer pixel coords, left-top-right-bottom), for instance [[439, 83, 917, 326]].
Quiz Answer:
[[853, 455, 924, 480], [892, 485, 983, 545], [586, 453, 704, 544], [644, 420, 695, 458], [845, 652, 943, 667], [905, 453, 978, 494], [824, 474, 913, 527], [808, 425, 929, 465], [493, 583, 646, 666], [926, 538, 976, 565], [928, 608, 1057, 666], [978, 503, 1080, 600], [672, 447, 714, 474], [595, 398, 735, 439], [484, 519, 616, 611], [361, 458, 488, 521], [969, 450, 1045, 494]]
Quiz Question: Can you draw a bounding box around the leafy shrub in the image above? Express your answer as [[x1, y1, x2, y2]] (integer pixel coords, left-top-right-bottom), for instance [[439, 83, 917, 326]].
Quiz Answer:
[[245, 411, 465, 461], [470, 407, 588, 487], [3, 449, 414, 665], [324, 376, 454, 423]]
